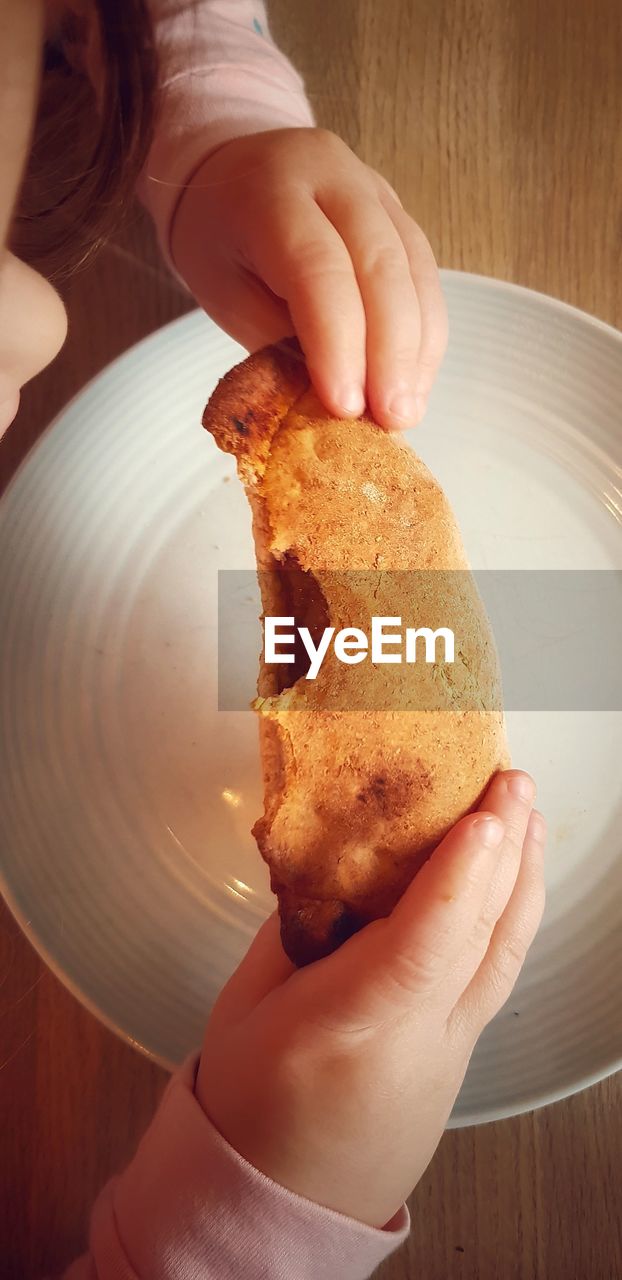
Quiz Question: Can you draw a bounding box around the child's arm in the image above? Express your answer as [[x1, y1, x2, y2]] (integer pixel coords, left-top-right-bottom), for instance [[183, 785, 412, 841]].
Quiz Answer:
[[136, 0, 448, 431], [60, 771, 544, 1278], [138, 1, 315, 259], [62, 1056, 407, 1280]]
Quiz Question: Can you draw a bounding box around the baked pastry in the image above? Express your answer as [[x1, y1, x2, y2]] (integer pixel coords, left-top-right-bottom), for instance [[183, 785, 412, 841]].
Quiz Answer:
[[203, 340, 509, 965]]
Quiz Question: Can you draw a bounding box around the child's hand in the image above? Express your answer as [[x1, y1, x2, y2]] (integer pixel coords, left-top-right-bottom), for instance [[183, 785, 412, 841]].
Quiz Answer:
[[196, 771, 545, 1229], [172, 128, 448, 430]]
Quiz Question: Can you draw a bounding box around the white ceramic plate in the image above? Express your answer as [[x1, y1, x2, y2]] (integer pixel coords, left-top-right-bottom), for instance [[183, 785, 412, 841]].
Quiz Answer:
[[0, 272, 620, 1126]]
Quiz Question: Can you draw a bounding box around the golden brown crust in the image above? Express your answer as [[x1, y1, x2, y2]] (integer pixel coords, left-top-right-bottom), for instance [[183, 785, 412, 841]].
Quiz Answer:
[[203, 342, 510, 966], [202, 338, 309, 486]]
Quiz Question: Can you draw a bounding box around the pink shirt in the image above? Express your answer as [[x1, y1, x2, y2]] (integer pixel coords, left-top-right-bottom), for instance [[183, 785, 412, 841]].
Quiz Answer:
[[54, 3, 410, 1277], [139, 0, 316, 260], [62, 1057, 408, 1280]]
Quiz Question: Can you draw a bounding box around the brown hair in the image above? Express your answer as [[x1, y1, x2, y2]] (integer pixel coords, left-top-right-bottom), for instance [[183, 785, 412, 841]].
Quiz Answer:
[[12, 0, 158, 281]]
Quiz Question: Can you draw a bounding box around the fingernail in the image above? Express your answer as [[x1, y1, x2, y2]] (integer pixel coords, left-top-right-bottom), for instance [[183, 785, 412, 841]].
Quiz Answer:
[[473, 814, 505, 847], [528, 810, 547, 845], [338, 386, 365, 416], [506, 773, 536, 803], [387, 392, 417, 425]]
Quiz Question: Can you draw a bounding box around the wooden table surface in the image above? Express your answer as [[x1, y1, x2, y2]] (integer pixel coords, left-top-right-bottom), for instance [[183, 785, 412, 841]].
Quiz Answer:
[[1, 2, 621, 1277]]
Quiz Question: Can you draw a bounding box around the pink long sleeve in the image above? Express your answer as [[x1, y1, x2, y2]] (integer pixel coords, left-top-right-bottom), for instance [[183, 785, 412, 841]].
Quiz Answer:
[[61, 1055, 409, 1280], [140, 0, 315, 258]]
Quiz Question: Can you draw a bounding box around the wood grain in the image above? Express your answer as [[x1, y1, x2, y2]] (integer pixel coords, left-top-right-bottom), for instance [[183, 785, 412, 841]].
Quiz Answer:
[[1, 2, 621, 1277]]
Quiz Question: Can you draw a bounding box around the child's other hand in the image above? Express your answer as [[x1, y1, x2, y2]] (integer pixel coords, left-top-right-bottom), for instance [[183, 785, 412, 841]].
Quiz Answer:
[[172, 129, 448, 430], [196, 771, 545, 1229]]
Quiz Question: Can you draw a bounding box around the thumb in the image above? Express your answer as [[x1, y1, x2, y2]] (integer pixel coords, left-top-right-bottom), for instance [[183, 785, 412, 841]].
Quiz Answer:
[[302, 812, 505, 1033], [190, 260, 294, 354], [208, 912, 295, 1031]]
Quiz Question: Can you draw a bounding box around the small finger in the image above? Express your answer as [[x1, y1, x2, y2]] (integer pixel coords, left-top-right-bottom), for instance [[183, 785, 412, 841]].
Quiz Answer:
[[251, 197, 367, 418], [210, 912, 295, 1028], [180, 252, 295, 353], [449, 810, 547, 1039], [221, 268, 295, 352], [319, 189, 421, 429], [437, 772, 537, 1009], [378, 190, 448, 421], [476, 770, 536, 858]]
